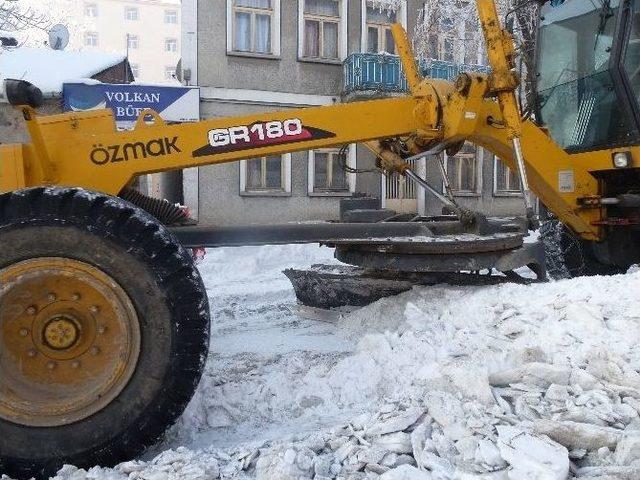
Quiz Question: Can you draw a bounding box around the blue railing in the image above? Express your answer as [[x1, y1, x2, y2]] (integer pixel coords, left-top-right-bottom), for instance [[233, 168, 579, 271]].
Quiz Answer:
[[343, 53, 490, 94]]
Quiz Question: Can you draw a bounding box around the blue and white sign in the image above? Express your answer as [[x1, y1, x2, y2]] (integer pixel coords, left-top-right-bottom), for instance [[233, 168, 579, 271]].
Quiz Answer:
[[63, 83, 200, 127]]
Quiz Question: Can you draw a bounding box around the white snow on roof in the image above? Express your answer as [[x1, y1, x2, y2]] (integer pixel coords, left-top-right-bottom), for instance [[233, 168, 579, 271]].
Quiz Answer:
[[0, 48, 126, 96]]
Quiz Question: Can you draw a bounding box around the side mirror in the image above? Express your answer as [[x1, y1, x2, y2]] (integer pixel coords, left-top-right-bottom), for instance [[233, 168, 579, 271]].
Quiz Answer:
[[3, 79, 43, 108]]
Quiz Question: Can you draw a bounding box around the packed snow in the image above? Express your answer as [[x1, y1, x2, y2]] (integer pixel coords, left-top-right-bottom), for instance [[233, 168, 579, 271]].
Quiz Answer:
[[11, 244, 640, 479], [0, 48, 125, 97]]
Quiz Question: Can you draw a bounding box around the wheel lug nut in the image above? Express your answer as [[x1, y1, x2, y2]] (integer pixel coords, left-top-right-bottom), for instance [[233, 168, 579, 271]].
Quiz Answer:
[[90, 346, 100, 356], [19, 328, 29, 337], [97, 325, 106, 335], [47, 293, 56, 301], [89, 306, 100, 314], [27, 349, 37, 358], [71, 293, 81, 301], [46, 361, 56, 370], [26, 306, 36, 315], [71, 360, 81, 369]]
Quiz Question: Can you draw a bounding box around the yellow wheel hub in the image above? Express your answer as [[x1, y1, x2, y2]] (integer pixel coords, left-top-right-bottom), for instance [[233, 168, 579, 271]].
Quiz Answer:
[[0, 257, 141, 427], [43, 317, 79, 350]]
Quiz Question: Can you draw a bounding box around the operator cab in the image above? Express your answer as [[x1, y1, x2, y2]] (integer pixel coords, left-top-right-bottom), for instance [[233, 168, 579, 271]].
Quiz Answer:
[[537, 0, 640, 152]]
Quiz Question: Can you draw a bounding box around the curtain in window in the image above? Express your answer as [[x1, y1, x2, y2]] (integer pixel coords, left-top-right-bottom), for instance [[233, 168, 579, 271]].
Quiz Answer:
[[367, 27, 378, 53], [384, 28, 395, 54], [265, 156, 282, 188], [459, 157, 476, 191], [255, 14, 271, 53], [305, 0, 339, 16], [304, 20, 320, 57], [331, 155, 347, 190], [236, 0, 270, 8], [246, 159, 262, 189], [324, 22, 338, 58], [314, 153, 328, 189], [235, 11, 251, 51]]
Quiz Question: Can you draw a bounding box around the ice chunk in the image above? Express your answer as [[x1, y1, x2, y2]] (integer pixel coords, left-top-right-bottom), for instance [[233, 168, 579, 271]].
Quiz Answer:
[[489, 363, 571, 388], [366, 407, 424, 436], [614, 434, 640, 465], [496, 426, 569, 480], [531, 419, 624, 451], [379, 464, 432, 480]]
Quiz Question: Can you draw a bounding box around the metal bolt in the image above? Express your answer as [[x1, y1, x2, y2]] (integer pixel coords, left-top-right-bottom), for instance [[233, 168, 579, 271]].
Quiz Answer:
[[90, 346, 100, 356], [71, 293, 81, 301], [47, 292, 57, 302], [89, 305, 100, 314], [19, 328, 29, 337], [71, 360, 81, 369], [97, 325, 106, 335], [26, 306, 36, 315], [27, 349, 37, 358], [46, 361, 56, 370]]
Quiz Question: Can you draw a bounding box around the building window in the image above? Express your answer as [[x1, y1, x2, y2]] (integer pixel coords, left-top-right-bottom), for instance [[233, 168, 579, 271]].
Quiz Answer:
[[301, 0, 340, 60], [125, 7, 139, 21], [165, 38, 178, 52], [84, 32, 98, 47], [164, 66, 177, 79], [165, 10, 178, 24], [127, 34, 139, 50], [365, 3, 397, 53], [494, 158, 522, 195], [84, 3, 98, 17], [444, 143, 482, 195], [228, 0, 281, 56], [130, 64, 140, 79], [360, 0, 406, 54], [240, 154, 292, 195], [308, 145, 356, 196]]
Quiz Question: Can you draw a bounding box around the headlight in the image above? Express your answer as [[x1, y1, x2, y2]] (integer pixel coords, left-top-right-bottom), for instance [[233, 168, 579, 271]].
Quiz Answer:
[[613, 151, 631, 169]]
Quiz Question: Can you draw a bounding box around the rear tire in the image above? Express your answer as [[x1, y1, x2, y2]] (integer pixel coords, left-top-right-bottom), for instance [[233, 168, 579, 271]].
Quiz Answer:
[[0, 187, 210, 480], [539, 219, 626, 279]]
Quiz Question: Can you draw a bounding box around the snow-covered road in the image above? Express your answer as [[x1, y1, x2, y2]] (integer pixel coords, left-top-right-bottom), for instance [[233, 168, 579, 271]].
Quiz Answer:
[[39, 246, 640, 479]]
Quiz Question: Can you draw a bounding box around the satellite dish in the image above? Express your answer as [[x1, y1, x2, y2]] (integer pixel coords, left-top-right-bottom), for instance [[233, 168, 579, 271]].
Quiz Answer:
[[48, 24, 69, 51]]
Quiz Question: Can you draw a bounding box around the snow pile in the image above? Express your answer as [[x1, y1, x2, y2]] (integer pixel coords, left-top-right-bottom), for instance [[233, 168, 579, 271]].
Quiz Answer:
[[36, 246, 640, 479], [0, 48, 125, 96]]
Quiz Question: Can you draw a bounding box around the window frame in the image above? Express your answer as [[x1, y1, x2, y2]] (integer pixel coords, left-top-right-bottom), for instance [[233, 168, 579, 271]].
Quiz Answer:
[[84, 3, 98, 17], [298, 0, 347, 63], [492, 156, 522, 197], [164, 66, 177, 80], [360, 0, 407, 54], [239, 154, 292, 196], [130, 63, 140, 79], [307, 145, 356, 196], [442, 144, 483, 197], [127, 34, 139, 50], [165, 9, 178, 24], [165, 38, 178, 53], [226, 0, 281, 58], [84, 31, 99, 47], [125, 7, 139, 21]]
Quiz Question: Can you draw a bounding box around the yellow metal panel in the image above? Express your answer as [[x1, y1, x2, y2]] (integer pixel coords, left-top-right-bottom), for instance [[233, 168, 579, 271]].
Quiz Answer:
[[25, 97, 419, 196], [0, 144, 26, 193]]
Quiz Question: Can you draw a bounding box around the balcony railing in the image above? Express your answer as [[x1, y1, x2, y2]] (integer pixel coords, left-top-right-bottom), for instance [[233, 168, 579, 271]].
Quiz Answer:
[[343, 53, 490, 95]]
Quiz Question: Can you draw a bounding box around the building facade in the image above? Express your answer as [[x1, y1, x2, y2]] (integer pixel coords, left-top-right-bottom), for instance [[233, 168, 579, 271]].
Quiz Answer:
[[80, 0, 181, 83], [182, 0, 525, 226]]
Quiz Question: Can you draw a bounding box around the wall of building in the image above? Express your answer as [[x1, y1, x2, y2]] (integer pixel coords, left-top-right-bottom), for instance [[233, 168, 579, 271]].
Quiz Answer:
[[188, 0, 525, 226], [81, 0, 181, 83]]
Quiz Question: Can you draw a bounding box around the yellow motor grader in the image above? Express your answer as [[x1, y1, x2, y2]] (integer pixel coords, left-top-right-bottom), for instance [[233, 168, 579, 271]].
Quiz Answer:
[[2, 0, 640, 477]]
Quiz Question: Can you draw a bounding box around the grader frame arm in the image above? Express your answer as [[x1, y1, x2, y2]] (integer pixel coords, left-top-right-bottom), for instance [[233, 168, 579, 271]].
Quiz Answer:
[[0, 0, 613, 243]]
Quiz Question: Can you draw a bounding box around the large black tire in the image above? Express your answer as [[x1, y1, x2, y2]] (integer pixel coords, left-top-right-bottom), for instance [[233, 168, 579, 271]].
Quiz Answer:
[[539, 219, 626, 279], [0, 187, 210, 479]]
